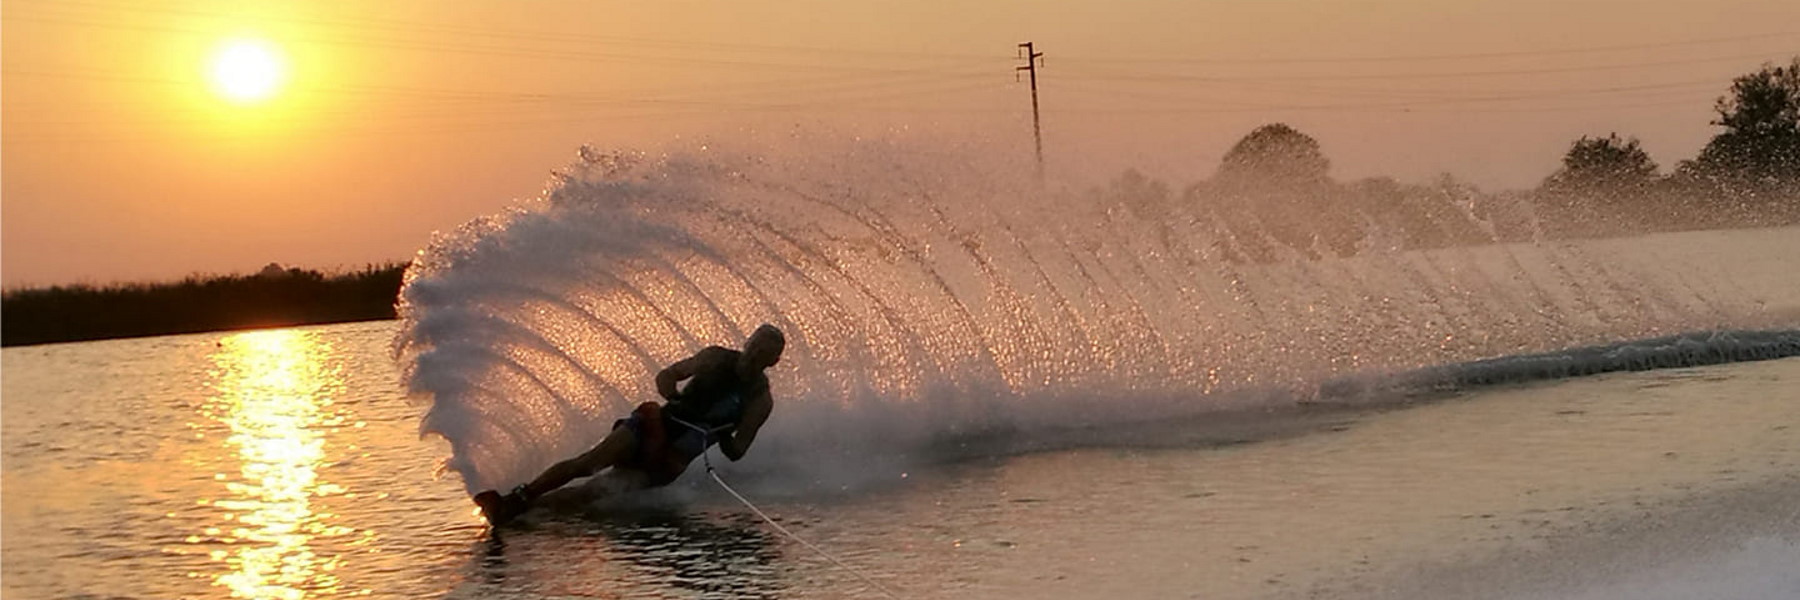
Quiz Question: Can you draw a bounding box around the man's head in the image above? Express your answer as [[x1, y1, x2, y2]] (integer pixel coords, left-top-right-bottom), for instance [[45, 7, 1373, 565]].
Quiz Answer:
[[741, 324, 786, 370]]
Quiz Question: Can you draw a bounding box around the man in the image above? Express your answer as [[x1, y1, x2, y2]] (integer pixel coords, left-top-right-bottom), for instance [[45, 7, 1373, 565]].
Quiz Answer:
[[473, 324, 786, 525]]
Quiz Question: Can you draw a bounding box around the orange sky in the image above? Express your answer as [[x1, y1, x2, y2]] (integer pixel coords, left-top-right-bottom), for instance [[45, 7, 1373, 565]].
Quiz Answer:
[[3, 0, 1796, 287]]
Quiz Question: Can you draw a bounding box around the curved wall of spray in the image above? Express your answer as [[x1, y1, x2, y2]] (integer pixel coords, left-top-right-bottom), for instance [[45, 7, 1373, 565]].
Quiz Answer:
[[394, 137, 1792, 495]]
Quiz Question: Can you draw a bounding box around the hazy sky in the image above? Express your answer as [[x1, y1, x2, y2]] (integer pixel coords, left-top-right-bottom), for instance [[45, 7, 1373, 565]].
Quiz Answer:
[[4, 0, 1796, 287]]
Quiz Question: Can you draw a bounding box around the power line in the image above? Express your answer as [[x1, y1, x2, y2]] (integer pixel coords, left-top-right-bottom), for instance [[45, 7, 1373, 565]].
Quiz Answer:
[[2, 12, 996, 77], [24, 0, 1793, 68], [5, 3, 1789, 145], [1056, 50, 1797, 83], [3, 2, 1009, 66], [1061, 31, 1800, 65], [0, 66, 997, 117], [1050, 77, 1730, 108], [12, 2, 1789, 77], [1, 76, 1007, 144]]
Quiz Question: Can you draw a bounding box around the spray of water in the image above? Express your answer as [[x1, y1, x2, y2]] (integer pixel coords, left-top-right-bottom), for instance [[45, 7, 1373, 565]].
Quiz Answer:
[[393, 135, 1789, 495]]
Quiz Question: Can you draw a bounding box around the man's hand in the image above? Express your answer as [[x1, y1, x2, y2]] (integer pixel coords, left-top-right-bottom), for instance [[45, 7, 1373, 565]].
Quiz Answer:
[[656, 351, 709, 400], [720, 390, 772, 461]]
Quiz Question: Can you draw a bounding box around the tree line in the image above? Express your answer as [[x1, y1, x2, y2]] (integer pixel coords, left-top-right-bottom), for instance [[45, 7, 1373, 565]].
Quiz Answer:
[[1, 262, 407, 346], [1089, 58, 1799, 263]]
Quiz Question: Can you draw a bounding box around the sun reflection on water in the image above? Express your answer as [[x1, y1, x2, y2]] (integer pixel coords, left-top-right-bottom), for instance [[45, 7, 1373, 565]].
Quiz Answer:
[[204, 329, 351, 599]]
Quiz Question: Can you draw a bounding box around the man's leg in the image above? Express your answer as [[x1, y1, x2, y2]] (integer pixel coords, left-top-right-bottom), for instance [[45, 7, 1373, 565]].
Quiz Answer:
[[478, 402, 667, 525], [476, 426, 639, 525], [522, 426, 638, 499]]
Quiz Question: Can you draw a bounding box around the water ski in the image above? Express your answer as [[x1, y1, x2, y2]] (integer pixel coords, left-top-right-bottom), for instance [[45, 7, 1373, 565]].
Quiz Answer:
[[473, 489, 530, 526]]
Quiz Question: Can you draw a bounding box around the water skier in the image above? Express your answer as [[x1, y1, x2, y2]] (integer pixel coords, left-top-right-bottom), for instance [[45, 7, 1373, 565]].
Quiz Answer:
[[473, 324, 786, 526]]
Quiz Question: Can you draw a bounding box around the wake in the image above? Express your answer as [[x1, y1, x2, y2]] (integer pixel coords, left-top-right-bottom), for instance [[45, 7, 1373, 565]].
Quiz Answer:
[[1319, 329, 1800, 404]]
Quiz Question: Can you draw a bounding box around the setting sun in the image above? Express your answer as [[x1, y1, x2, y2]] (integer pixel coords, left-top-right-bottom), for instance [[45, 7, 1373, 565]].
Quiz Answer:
[[208, 38, 286, 103]]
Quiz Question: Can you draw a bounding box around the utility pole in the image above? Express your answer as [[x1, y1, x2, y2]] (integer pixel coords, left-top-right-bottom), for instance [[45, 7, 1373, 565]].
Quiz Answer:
[[1016, 41, 1045, 178]]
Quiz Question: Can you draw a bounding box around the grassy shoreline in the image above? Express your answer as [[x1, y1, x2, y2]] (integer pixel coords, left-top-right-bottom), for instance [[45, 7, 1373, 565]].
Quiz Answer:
[[1, 263, 407, 347]]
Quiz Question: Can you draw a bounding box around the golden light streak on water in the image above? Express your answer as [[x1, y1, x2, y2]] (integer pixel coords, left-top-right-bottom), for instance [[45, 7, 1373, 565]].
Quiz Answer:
[[204, 330, 351, 600]]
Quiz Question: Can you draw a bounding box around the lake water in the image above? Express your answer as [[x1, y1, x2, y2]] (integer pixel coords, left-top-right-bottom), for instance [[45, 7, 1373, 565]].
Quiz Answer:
[[4, 320, 1797, 599]]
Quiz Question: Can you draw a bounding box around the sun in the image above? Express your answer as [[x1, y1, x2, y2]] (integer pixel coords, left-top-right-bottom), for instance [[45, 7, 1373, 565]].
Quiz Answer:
[[208, 38, 287, 104]]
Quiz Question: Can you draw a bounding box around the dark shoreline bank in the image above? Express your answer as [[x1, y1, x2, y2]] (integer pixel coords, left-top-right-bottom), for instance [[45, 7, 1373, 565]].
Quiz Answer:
[[1, 263, 405, 347]]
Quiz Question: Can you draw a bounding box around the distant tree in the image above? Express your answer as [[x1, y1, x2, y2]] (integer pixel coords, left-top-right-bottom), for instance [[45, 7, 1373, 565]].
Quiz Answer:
[[1681, 58, 1800, 198], [1093, 169, 1184, 255], [1542, 133, 1659, 197], [1203, 124, 1348, 260], [1216, 123, 1331, 187], [1101, 169, 1173, 219], [1536, 133, 1663, 238], [1350, 174, 1492, 250]]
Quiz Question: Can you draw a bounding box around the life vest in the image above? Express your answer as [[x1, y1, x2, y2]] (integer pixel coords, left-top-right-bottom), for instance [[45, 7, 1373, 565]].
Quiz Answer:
[[664, 346, 764, 433]]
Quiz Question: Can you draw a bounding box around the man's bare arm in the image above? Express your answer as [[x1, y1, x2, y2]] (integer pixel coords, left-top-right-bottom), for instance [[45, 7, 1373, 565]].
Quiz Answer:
[[655, 351, 709, 400], [719, 391, 772, 461]]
